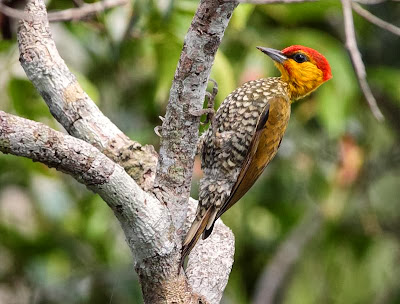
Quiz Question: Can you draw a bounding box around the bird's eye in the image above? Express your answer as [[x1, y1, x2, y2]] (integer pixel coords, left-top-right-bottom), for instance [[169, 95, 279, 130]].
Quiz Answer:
[[292, 53, 308, 63]]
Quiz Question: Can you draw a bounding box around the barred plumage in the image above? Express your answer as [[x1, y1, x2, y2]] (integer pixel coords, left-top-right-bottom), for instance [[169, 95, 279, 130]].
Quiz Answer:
[[199, 78, 289, 216], [181, 45, 332, 269]]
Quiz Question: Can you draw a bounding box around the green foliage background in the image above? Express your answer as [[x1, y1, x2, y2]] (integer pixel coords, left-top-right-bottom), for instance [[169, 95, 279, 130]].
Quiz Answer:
[[0, 0, 400, 303]]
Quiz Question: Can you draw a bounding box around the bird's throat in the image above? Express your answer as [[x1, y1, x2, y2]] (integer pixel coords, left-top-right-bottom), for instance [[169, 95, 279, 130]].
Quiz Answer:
[[275, 62, 324, 101]]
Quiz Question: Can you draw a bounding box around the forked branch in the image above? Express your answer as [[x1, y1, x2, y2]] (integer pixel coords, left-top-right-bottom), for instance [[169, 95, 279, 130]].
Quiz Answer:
[[341, 0, 385, 121], [352, 2, 400, 36], [17, 0, 157, 189], [153, 0, 239, 233]]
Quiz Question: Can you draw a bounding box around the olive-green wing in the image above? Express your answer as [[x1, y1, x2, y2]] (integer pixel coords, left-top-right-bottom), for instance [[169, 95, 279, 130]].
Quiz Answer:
[[217, 105, 270, 217]]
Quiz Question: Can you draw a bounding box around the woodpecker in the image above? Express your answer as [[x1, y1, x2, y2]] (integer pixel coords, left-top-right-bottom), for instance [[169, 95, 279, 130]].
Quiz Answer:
[[181, 45, 332, 266]]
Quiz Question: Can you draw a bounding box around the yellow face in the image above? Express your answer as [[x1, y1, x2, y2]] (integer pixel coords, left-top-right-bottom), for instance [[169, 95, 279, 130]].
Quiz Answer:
[[275, 51, 325, 101], [257, 45, 331, 101]]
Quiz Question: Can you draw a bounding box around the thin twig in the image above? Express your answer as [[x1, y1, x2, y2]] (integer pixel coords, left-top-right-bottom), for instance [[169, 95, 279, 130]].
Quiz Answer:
[[353, 0, 388, 4], [352, 2, 400, 36], [0, 3, 30, 21], [48, 0, 128, 22], [153, 0, 239, 233], [341, 0, 384, 121], [238, 0, 317, 3], [17, 0, 157, 189], [0, 0, 128, 22]]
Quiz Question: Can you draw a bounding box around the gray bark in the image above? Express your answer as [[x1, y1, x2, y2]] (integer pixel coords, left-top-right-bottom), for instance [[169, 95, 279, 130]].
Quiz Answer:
[[0, 111, 174, 266], [0, 0, 239, 302]]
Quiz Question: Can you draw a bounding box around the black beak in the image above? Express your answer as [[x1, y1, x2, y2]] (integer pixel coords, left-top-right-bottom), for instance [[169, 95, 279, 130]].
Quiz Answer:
[[256, 46, 287, 64]]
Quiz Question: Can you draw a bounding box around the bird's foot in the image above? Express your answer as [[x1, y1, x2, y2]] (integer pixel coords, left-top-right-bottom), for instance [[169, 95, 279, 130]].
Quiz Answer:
[[189, 108, 215, 119], [203, 78, 218, 124]]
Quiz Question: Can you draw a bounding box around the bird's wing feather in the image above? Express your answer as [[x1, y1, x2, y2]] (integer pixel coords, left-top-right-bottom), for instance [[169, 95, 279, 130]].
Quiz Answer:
[[214, 96, 286, 220], [213, 103, 270, 221]]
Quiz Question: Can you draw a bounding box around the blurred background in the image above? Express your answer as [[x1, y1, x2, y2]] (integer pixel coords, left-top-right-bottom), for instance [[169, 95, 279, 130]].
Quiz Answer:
[[0, 0, 400, 303]]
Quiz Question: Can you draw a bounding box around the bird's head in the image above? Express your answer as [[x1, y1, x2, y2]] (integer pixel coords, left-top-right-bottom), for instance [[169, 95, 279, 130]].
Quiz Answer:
[[257, 45, 332, 100]]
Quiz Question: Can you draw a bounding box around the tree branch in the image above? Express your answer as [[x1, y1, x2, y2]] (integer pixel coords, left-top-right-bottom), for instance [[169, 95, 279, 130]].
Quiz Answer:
[[17, 0, 157, 189], [0, 2, 29, 21], [353, 0, 390, 4], [47, 0, 128, 22], [12, 0, 237, 301], [0, 0, 128, 22], [352, 2, 400, 36], [0, 110, 192, 303], [341, 0, 384, 121], [153, 0, 239, 234], [0, 110, 175, 271], [151, 0, 238, 298], [253, 206, 323, 304], [238, 0, 317, 4]]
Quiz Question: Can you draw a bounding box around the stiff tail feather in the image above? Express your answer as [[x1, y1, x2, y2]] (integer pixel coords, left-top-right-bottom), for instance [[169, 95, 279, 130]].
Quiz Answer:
[[202, 208, 218, 240], [179, 206, 217, 273]]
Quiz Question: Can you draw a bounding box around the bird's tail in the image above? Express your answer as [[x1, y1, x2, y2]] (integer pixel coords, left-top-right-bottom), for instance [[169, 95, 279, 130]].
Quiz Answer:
[[179, 179, 230, 272], [179, 205, 217, 271]]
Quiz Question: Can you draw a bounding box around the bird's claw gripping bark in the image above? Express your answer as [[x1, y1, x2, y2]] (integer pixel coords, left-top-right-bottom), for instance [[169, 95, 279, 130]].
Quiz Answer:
[[204, 78, 218, 124], [189, 108, 215, 118], [208, 78, 218, 98], [189, 78, 218, 126]]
